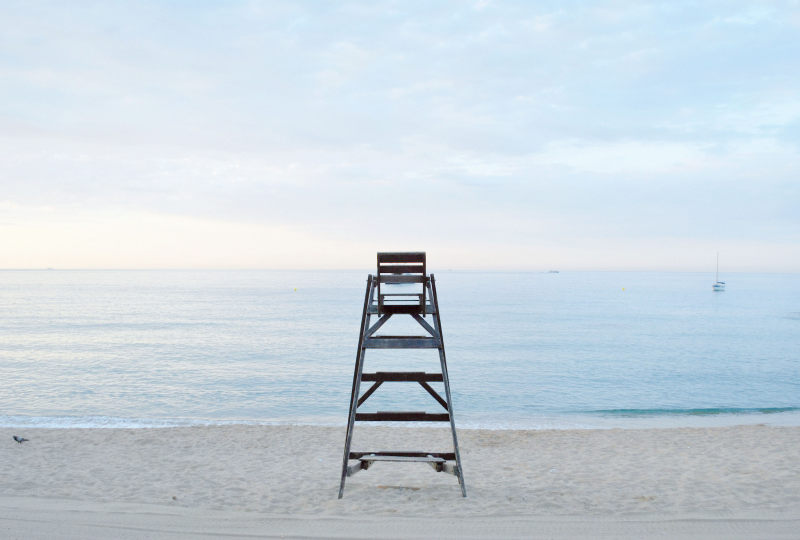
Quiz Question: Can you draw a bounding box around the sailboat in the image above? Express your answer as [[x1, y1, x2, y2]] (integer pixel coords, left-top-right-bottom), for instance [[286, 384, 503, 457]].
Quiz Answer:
[[713, 252, 726, 291]]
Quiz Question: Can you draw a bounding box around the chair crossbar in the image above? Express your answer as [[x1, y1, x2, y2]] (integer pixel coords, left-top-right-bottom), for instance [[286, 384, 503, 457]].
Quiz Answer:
[[377, 252, 426, 263]]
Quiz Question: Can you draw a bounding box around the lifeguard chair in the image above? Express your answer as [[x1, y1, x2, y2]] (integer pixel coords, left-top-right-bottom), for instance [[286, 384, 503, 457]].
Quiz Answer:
[[338, 252, 466, 497]]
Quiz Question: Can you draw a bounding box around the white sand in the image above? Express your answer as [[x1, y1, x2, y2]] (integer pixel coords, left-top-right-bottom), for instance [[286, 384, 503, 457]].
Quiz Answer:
[[2, 424, 799, 538]]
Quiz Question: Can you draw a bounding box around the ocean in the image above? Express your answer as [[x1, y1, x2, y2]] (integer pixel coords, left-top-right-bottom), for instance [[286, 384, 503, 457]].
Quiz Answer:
[[1, 270, 798, 430]]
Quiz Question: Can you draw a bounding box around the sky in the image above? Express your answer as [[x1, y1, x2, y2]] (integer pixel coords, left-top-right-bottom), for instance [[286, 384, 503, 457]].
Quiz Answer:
[[1, 1, 798, 271]]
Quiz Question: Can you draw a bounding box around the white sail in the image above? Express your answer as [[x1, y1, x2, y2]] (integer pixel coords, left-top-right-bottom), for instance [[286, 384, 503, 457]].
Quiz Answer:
[[713, 252, 726, 291]]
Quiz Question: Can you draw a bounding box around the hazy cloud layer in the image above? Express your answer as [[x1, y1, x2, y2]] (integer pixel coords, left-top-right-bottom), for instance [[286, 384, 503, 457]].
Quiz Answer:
[[1, 1, 798, 269]]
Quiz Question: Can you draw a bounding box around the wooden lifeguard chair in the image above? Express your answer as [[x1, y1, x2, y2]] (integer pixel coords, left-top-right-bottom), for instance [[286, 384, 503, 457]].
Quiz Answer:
[[338, 252, 466, 497]]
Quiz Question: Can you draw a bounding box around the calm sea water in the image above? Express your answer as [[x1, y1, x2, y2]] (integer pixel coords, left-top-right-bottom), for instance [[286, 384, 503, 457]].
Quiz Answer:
[[1, 270, 798, 429]]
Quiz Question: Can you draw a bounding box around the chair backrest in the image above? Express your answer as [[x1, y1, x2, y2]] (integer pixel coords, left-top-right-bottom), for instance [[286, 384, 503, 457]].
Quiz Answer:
[[376, 252, 427, 314]]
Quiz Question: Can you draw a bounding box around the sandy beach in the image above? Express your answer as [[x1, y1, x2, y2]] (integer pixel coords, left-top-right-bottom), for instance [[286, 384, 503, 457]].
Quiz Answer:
[[2, 424, 799, 538]]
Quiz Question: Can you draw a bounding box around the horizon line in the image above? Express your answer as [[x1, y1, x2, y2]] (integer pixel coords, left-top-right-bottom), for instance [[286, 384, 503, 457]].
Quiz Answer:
[[1, 267, 797, 274]]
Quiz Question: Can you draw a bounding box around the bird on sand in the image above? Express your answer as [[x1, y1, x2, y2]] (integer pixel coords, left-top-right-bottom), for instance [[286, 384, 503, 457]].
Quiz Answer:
[[13, 436, 29, 444]]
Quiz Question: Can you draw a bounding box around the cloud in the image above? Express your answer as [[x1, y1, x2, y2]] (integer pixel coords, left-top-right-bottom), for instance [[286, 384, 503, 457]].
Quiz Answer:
[[531, 140, 712, 175], [0, 1, 798, 270]]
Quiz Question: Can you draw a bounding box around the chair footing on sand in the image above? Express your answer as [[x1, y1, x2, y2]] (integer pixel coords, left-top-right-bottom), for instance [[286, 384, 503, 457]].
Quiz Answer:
[[346, 453, 460, 477]]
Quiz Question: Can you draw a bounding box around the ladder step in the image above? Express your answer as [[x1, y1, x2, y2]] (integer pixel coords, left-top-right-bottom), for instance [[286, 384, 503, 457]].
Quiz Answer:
[[368, 304, 436, 314], [364, 336, 439, 349], [355, 412, 450, 422], [350, 451, 456, 460], [362, 372, 443, 382], [359, 454, 445, 463], [377, 305, 426, 315]]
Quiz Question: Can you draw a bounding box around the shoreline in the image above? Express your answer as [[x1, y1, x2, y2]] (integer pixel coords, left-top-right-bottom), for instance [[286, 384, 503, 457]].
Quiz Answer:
[[2, 424, 799, 537], [3, 409, 800, 431]]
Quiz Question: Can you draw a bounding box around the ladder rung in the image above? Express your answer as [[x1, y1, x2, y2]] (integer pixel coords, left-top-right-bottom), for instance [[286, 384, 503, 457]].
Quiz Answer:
[[359, 455, 445, 463], [368, 304, 436, 314], [355, 412, 450, 422], [364, 336, 439, 349], [350, 451, 456, 460], [362, 372, 443, 382], [376, 305, 425, 315]]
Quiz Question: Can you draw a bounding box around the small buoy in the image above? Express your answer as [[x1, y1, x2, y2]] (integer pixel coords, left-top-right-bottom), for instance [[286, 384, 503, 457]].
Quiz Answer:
[[622, 287, 625, 291], [294, 288, 297, 291]]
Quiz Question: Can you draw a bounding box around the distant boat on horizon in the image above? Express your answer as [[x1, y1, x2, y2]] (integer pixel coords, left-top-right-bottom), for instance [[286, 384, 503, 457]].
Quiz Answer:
[[713, 252, 725, 291]]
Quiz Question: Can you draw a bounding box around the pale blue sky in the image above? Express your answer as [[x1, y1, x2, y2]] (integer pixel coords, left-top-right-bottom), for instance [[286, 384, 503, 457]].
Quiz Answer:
[[1, 1, 798, 270]]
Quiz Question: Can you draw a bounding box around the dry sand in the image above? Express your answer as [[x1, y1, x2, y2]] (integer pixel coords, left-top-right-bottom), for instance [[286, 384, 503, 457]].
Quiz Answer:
[[1, 424, 799, 538]]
